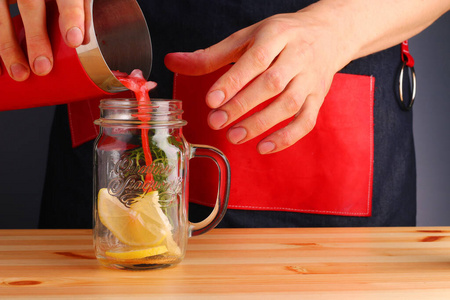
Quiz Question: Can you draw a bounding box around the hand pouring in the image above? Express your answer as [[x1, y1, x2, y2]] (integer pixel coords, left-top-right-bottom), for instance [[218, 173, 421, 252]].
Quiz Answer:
[[0, 0, 152, 111]]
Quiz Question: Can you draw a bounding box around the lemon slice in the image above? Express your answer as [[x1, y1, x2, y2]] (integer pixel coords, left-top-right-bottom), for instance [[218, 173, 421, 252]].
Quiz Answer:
[[98, 189, 170, 246], [165, 234, 182, 256], [130, 193, 173, 232], [131, 193, 181, 256], [105, 245, 168, 260]]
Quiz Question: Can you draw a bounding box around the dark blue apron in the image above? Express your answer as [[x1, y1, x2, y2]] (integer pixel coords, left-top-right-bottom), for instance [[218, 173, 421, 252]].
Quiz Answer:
[[39, 0, 416, 228]]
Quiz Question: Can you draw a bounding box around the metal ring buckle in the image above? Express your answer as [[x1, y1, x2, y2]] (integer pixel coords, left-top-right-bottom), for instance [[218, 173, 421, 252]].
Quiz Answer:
[[398, 62, 417, 111]]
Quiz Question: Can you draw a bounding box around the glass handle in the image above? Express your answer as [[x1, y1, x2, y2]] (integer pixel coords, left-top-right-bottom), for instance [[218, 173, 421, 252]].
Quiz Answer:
[[189, 144, 230, 236]]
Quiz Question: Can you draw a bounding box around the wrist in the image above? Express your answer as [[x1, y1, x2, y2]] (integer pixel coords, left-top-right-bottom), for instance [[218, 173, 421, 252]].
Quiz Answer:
[[295, 2, 358, 73]]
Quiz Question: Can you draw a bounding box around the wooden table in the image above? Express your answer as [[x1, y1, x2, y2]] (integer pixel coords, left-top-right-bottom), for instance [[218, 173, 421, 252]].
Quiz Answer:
[[1, 227, 450, 299]]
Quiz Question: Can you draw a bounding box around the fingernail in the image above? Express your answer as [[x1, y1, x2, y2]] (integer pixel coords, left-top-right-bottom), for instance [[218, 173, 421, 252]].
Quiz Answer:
[[258, 142, 276, 154], [10, 63, 29, 81], [208, 110, 228, 129], [228, 127, 247, 144], [207, 90, 225, 108], [66, 27, 83, 47], [33, 56, 52, 75]]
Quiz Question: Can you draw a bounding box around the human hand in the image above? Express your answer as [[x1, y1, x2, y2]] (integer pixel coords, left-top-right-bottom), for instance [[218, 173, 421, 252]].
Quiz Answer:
[[0, 0, 89, 81], [165, 6, 352, 154]]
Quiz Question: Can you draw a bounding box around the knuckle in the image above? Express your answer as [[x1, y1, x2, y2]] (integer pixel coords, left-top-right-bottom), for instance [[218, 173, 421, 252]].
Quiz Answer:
[[275, 128, 296, 148], [225, 73, 243, 92], [281, 93, 303, 114], [24, 34, 50, 56], [26, 33, 48, 45], [259, 16, 290, 35], [227, 31, 242, 44], [0, 40, 19, 57], [267, 19, 290, 35], [194, 48, 215, 73], [252, 112, 270, 133], [60, 6, 84, 21], [18, 0, 39, 10], [264, 69, 285, 94], [250, 46, 270, 69], [231, 96, 248, 116], [295, 44, 314, 62], [302, 114, 317, 134]]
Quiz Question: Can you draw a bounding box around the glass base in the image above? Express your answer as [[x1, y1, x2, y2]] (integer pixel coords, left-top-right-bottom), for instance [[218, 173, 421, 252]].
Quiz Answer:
[[97, 255, 181, 271], [107, 262, 174, 270]]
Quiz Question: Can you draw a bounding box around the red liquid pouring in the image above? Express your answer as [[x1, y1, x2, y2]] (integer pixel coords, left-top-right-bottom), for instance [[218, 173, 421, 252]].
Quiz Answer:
[[113, 69, 157, 187]]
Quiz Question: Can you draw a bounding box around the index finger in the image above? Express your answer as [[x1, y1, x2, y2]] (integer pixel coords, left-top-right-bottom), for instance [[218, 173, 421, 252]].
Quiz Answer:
[[55, 0, 85, 48], [0, 0, 30, 80], [206, 40, 282, 107], [205, 28, 287, 109]]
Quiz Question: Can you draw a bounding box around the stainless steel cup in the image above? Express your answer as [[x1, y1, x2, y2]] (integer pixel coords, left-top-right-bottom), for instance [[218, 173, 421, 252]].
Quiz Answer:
[[78, 0, 152, 93], [0, 0, 152, 111]]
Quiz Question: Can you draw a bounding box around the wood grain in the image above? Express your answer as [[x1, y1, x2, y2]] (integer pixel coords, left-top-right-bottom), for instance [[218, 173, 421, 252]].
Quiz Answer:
[[1, 227, 450, 299]]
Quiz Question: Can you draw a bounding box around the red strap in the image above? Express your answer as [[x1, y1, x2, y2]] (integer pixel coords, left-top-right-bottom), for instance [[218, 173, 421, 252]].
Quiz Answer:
[[401, 40, 415, 67]]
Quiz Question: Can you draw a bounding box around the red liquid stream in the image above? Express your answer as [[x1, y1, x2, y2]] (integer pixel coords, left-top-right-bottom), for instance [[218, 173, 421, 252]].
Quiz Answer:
[[113, 70, 157, 188]]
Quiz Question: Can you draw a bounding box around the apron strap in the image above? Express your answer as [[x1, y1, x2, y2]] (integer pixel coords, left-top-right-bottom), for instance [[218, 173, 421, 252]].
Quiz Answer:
[[397, 40, 417, 111]]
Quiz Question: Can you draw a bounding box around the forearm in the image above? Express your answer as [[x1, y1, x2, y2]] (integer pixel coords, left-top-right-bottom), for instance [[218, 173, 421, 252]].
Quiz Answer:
[[165, 0, 449, 154], [304, 0, 450, 67]]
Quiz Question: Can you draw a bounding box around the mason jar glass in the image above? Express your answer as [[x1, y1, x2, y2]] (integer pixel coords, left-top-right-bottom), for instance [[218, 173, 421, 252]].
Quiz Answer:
[[93, 99, 230, 270]]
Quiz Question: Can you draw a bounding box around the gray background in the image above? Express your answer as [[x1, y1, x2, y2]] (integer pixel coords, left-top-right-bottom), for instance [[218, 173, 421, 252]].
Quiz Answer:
[[0, 8, 449, 229]]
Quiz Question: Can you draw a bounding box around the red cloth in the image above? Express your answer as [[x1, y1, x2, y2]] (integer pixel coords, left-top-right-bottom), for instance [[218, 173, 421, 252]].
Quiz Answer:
[[67, 99, 101, 147], [174, 66, 375, 216]]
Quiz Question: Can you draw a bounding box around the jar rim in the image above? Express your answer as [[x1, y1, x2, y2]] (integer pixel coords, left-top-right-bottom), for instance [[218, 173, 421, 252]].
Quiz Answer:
[[95, 98, 187, 127], [99, 98, 182, 108]]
